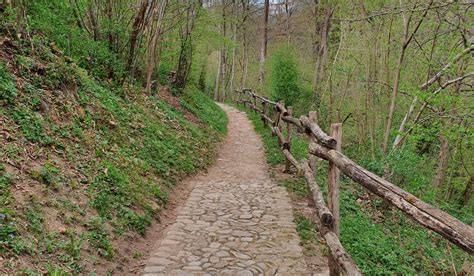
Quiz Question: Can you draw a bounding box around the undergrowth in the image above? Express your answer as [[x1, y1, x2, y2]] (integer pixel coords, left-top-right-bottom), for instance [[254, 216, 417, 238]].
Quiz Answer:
[[0, 24, 227, 274]]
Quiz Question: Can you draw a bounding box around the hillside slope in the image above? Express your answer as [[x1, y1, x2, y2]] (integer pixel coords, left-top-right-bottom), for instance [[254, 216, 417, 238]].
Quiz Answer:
[[0, 25, 227, 274]]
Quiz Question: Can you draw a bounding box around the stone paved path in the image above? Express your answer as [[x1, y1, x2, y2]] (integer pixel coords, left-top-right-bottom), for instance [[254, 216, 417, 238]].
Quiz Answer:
[[143, 104, 309, 275]]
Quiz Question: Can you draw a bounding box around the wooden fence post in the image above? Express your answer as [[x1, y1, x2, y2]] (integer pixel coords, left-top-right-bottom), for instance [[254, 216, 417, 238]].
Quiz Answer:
[[285, 106, 293, 173], [262, 101, 268, 127], [309, 111, 318, 177], [328, 122, 342, 276], [245, 90, 252, 108], [278, 101, 284, 131]]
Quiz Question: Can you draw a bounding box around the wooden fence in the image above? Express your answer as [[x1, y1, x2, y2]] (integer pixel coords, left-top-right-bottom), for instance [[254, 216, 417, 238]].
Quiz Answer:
[[234, 88, 474, 275]]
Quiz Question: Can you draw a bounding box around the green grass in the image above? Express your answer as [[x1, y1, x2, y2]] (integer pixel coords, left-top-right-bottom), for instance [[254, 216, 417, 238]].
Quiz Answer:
[[238, 103, 473, 275], [0, 61, 18, 103], [294, 211, 320, 254]]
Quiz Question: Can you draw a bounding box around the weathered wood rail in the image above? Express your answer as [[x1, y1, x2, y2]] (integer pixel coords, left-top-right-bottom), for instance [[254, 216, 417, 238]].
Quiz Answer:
[[234, 88, 474, 275]]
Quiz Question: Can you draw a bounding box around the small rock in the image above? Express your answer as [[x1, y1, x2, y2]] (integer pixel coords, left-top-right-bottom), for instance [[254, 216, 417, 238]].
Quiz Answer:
[[215, 250, 230, 258], [231, 250, 251, 260], [214, 261, 228, 269], [209, 242, 220, 248], [183, 266, 202, 271], [232, 230, 253, 237], [210, 256, 219, 263], [239, 213, 253, 219], [188, 261, 201, 266]]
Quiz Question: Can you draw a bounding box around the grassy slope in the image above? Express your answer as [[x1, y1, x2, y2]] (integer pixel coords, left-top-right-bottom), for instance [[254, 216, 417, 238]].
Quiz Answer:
[[238, 105, 473, 275], [0, 31, 227, 274]]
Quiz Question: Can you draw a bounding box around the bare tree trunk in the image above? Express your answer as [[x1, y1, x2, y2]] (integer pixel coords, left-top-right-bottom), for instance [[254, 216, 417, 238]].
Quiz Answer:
[[284, 0, 291, 44], [392, 97, 417, 148], [382, 0, 432, 153], [229, 21, 237, 100], [173, 1, 197, 89], [214, 52, 222, 101], [461, 176, 473, 207], [125, 0, 151, 76], [314, 3, 332, 99], [145, 0, 168, 93], [312, 0, 321, 99], [432, 133, 449, 189], [106, 0, 115, 79], [258, 0, 269, 87], [220, 46, 226, 101], [238, 0, 249, 90], [70, 0, 92, 35], [242, 45, 248, 88], [87, 0, 100, 41], [382, 37, 407, 154], [218, 0, 228, 102]]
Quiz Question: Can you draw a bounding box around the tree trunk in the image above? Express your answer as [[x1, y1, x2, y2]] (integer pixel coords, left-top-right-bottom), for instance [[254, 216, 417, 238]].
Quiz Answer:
[[214, 55, 222, 101], [217, 0, 227, 102], [145, 0, 168, 93], [382, 0, 432, 153], [125, 0, 151, 76], [173, 1, 197, 89], [229, 22, 237, 101], [392, 97, 417, 149], [87, 0, 100, 41], [311, 0, 321, 99], [284, 0, 291, 43], [313, 3, 332, 99], [258, 0, 269, 87], [382, 43, 406, 154], [432, 133, 449, 189], [107, 0, 114, 79], [461, 176, 473, 207]]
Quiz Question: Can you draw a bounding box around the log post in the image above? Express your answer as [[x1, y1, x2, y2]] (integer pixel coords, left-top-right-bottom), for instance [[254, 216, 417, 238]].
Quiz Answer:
[[328, 123, 342, 276], [328, 123, 342, 235], [262, 101, 268, 127], [252, 94, 257, 112], [309, 111, 318, 177], [278, 101, 285, 131], [285, 106, 293, 173]]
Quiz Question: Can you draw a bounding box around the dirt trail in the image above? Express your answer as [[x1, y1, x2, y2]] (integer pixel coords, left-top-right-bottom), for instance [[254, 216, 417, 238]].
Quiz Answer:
[[143, 104, 322, 275]]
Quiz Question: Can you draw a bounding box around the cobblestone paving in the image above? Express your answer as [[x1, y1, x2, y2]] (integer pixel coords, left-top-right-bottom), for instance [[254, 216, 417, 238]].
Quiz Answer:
[[143, 104, 310, 275]]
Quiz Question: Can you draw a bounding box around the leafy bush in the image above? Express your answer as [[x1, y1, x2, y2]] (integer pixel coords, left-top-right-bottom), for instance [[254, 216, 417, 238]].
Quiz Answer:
[[269, 46, 300, 106]]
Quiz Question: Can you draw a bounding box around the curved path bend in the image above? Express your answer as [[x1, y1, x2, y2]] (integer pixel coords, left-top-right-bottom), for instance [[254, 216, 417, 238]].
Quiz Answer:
[[144, 104, 309, 275]]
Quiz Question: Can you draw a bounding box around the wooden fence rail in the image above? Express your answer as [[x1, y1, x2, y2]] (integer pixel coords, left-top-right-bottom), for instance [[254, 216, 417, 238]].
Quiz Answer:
[[234, 89, 474, 275]]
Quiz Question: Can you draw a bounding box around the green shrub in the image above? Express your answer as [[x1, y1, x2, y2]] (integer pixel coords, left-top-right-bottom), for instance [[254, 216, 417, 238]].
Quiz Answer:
[[30, 163, 62, 190], [0, 221, 30, 255], [10, 107, 53, 145], [86, 217, 113, 259], [269, 46, 300, 106], [90, 163, 134, 219], [0, 167, 13, 206]]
